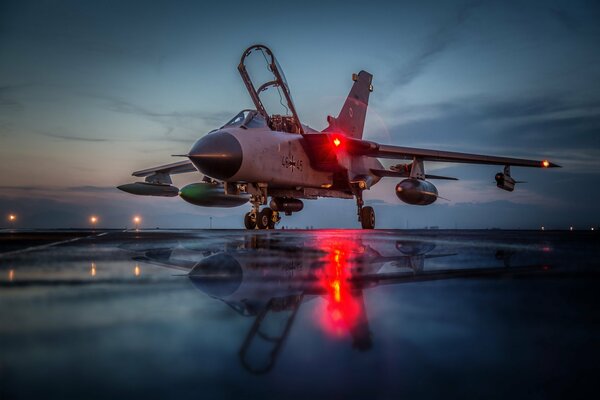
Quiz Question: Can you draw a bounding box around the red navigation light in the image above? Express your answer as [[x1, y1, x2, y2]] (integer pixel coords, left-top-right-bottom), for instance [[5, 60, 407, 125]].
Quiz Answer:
[[542, 160, 550, 168], [330, 134, 344, 151]]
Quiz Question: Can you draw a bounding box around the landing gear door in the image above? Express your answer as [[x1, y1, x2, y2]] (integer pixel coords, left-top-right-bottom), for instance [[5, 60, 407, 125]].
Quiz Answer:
[[238, 45, 304, 134]]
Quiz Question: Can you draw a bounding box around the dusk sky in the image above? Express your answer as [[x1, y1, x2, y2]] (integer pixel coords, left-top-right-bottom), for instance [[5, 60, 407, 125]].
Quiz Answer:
[[1, 0, 599, 229]]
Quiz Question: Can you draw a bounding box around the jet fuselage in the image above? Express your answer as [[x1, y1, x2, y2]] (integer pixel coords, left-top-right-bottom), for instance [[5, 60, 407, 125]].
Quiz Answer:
[[188, 127, 384, 193]]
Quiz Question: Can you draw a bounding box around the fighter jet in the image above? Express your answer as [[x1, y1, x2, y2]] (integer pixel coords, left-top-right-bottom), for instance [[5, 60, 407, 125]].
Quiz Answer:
[[118, 44, 560, 229]]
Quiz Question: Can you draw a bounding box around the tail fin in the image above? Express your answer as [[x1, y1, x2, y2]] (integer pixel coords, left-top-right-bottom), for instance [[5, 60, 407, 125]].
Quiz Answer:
[[324, 70, 373, 139]]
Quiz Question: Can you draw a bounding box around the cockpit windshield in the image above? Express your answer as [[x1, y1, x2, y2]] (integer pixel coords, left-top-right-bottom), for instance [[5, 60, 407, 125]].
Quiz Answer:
[[222, 110, 253, 127], [221, 109, 267, 130]]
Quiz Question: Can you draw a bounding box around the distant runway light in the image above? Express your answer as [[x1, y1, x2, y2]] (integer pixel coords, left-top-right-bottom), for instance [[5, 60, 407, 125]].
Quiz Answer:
[[569, 226, 573, 231], [134, 264, 141, 277], [541, 226, 545, 231], [8, 269, 14, 282], [90, 262, 96, 277], [8, 214, 16, 222], [133, 216, 141, 231]]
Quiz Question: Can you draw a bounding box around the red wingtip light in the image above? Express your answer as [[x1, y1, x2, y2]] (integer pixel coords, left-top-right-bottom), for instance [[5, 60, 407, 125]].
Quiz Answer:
[[542, 160, 550, 168], [333, 137, 341, 147]]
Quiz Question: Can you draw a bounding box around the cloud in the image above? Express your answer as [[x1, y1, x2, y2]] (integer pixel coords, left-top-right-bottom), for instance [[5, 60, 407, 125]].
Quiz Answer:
[[0, 84, 31, 110], [390, 1, 481, 88], [0, 185, 119, 196], [382, 94, 600, 171], [549, 7, 580, 33], [97, 96, 233, 126], [39, 132, 109, 142], [77, 93, 233, 143], [67, 186, 121, 193], [392, 94, 600, 124], [0, 98, 21, 108], [438, 179, 565, 207], [160, 126, 197, 144], [37, 127, 196, 145]]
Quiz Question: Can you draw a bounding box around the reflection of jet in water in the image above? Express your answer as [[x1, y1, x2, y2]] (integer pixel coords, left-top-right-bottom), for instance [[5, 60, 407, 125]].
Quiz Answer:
[[129, 235, 547, 374]]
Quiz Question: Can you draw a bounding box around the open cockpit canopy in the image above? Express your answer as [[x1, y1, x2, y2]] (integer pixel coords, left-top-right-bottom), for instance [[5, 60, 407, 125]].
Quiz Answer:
[[238, 45, 303, 134]]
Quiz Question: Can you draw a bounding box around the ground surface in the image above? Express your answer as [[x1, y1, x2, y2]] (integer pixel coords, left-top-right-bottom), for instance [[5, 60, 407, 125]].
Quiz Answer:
[[0, 229, 598, 399]]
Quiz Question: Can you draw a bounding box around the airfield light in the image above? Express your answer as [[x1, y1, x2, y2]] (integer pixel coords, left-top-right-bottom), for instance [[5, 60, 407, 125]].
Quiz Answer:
[[542, 160, 550, 168], [7, 214, 16, 230], [8, 269, 15, 282], [90, 262, 96, 277], [134, 264, 141, 277], [570, 226, 573, 231], [541, 226, 545, 231], [133, 216, 141, 231]]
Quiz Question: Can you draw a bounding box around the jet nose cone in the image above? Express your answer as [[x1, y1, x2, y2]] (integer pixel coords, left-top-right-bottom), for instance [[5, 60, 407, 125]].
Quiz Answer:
[[188, 132, 243, 180]]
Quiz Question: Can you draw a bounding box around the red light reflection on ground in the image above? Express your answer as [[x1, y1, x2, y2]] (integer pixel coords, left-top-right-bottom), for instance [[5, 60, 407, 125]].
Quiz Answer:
[[316, 238, 362, 337]]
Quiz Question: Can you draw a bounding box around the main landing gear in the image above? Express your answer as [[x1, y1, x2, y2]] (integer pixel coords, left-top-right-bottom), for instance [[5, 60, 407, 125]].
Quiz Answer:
[[244, 208, 280, 230], [244, 195, 280, 230], [356, 191, 375, 229], [243, 191, 374, 230]]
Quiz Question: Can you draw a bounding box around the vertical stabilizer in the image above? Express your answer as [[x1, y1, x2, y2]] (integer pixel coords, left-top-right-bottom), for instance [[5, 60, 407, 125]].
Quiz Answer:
[[324, 70, 373, 139]]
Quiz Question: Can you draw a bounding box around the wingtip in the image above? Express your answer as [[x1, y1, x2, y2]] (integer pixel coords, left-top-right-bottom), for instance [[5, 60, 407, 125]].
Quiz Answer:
[[541, 160, 561, 168], [117, 184, 133, 193]]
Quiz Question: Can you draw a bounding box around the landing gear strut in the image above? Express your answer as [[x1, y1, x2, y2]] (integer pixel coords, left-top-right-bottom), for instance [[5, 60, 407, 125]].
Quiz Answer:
[[356, 191, 375, 229]]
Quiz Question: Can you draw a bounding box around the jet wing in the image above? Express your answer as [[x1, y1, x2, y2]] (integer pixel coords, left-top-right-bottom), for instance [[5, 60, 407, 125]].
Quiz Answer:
[[118, 160, 198, 196], [347, 138, 560, 168], [132, 160, 197, 177], [370, 169, 458, 180]]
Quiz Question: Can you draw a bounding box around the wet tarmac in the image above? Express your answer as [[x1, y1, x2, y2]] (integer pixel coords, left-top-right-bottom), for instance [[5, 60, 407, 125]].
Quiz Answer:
[[0, 229, 598, 399]]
